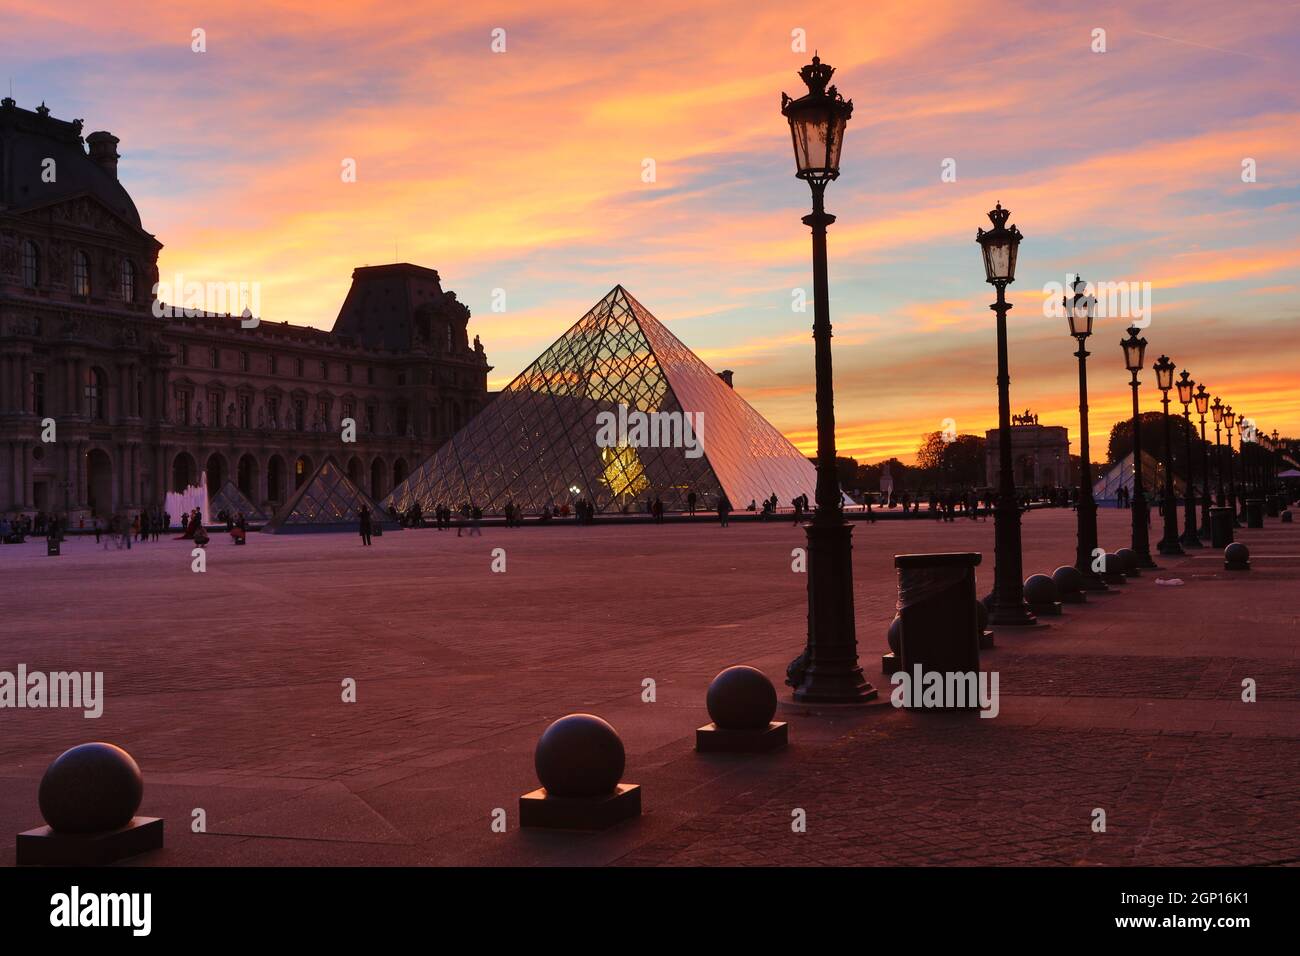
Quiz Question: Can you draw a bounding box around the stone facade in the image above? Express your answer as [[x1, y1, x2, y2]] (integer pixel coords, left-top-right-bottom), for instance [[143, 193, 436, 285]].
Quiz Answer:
[[0, 99, 489, 521], [985, 414, 1072, 489]]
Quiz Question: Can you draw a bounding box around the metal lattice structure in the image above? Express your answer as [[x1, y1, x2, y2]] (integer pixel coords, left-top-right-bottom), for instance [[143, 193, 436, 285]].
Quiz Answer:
[[208, 480, 268, 522], [384, 286, 818, 515], [265, 455, 393, 533]]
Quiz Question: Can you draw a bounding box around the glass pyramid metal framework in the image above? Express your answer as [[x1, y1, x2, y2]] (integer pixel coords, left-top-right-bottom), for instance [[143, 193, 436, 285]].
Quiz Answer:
[[385, 286, 818, 515], [265, 455, 394, 533], [209, 480, 267, 522]]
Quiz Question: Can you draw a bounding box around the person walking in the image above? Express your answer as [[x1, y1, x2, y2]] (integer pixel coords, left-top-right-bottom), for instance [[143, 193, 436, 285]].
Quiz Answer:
[[717, 493, 732, 528], [359, 506, 373, 546]]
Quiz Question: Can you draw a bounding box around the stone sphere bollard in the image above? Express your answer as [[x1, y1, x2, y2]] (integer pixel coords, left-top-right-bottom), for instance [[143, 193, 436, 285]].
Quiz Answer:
[[1052, 565, 1084, 600], [1115, 548, 1140, 575], [1024, 573, 1062, 615], [1282, 510, 1293, 524], [887, 615, 903, 654], [38, 742, 143, 834], [1023, 573, 1057, 605], [706, 666, 777, 731], [534, 714, 625, 798], [1224, 542, 1250, 571]]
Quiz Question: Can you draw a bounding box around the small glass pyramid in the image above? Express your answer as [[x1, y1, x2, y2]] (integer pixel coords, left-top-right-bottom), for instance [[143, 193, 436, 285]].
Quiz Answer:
[[208, 480, 267, 522], [265, 455, 393, 533], [385, 286, 819, 515]]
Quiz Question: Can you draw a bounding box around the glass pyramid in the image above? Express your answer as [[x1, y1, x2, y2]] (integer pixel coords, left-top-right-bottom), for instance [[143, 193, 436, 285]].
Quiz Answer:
[[385, 286, 818, 515], [265, 455, 394, 533], [208, 480, 267, 522]]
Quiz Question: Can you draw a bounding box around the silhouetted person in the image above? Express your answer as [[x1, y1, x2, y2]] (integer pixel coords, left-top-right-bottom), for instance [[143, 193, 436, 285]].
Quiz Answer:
[[359, 506, 373, 546], [718, 494, 732, 527]]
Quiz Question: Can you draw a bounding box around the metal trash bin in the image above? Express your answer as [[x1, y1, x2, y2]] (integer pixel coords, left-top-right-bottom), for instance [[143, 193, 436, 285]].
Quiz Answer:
[[893, 552, 982, 711], [1246, 499, 1265, 528], [1210, 506, 1234, 548]]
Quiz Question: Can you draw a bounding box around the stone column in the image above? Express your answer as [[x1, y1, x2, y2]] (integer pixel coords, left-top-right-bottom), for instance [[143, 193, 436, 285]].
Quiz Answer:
[[21, 442, 32, 507], [7, 441, 17, 509], [76, 441, 87, 506]]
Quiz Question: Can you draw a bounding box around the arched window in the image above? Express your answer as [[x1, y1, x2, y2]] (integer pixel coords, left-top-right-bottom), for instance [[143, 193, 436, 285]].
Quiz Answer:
[[73, 251, 91, 296], [21, 241, 40, 287], [84, 367, 107, 421], [120, 259, 136, 302]]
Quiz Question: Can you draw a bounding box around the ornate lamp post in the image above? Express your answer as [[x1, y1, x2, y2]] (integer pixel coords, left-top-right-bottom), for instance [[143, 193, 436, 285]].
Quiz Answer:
[[1235, 410, 1249, 516], [977, 202, 1035, 625], [1211, 397, 1225, 506], [1224, 406, 1240, 525], [781, 55, 875, 703], [1121, 328, 1156, 566], [1194, 384, 1211, 538], [1065, 275, 1105, 590], [1152, 355, 1183, 555], [1175, 371, 1202, 548], [1271, 429, 1281, 495]]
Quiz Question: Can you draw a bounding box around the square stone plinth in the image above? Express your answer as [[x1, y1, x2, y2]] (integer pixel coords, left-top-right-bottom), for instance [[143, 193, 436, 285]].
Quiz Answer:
[[695, 721, 788, 753], [519, 784, 640, 830], [17, 816, 163, 866]]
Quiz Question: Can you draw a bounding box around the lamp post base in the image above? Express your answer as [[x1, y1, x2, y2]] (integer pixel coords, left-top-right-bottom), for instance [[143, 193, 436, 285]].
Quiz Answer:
[[792, 519, 877, 705], [1180, 530, 1203, 548], [792, 678, 878, 704], [1157, 539, 1185, 556], [1078, 569, 1110, 592], [987, 595, 1039, 627]]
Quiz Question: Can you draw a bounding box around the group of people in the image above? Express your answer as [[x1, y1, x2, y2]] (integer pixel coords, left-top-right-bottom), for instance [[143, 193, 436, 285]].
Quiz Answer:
[[746, 492, 791, 521], [0, 513, 42, 543], [3, 510, 57, 539]]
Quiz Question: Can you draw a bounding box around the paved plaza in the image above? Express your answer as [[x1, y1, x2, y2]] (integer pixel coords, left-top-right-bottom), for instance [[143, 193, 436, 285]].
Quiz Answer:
[[1, 508, 1297, 866]]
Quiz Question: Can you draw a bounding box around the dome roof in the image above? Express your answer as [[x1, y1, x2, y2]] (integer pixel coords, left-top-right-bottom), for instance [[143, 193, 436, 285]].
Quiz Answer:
[[0, 98, 143, 229]]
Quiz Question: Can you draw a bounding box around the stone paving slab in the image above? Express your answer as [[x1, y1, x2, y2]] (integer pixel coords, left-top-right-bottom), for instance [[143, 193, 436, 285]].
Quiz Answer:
[[0, 507, 1296, 866]]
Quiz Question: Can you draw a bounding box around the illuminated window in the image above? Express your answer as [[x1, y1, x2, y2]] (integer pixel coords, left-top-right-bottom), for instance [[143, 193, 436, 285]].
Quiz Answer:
[[73, 251, 91, 296], [84, 367, 107, 420], [21, 241, 40, 287]]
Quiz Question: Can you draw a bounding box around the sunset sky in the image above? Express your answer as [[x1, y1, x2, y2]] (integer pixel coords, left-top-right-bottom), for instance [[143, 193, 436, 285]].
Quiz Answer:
[[5, 0, 1298, 463]]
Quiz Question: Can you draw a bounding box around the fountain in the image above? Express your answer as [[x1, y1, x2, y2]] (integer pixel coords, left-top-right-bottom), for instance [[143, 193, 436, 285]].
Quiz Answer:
[[163, 476, 210, 529]]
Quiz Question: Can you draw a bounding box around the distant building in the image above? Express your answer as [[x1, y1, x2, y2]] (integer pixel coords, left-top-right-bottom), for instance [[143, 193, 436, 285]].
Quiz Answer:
[[0, 99, 490, 521], [985, 410, 1071, 488]]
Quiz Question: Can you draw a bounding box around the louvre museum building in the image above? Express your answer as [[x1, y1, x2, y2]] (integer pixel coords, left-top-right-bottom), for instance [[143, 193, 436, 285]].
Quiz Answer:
[[0, 98, 490, 522]]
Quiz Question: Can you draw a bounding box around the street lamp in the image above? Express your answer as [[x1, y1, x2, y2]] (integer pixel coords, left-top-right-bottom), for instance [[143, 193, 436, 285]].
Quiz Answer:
[[1121, 328, 1157, 567], [1065, 274, 1106, 590], [1152, 355, 1183, 555], [977, 202, 1035, 625], [1224, 406, 1240, 525], [1211, 396, 1225, 506], [781, 55, 875, 703], [1176, 371, 1202, 548], [1194, 383, 1211, 538], [1235, 410, 1249, 518], [1272, 428, 1281, 496]]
